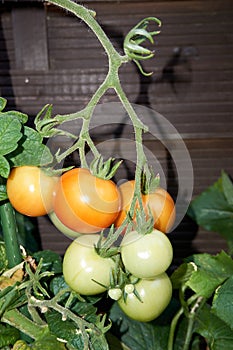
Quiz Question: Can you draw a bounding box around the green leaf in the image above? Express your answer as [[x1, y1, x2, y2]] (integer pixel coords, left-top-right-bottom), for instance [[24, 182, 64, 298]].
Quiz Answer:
[[0, 323, 20, 347], [45, 310, 84, 349], [33, 250, 62, 274], [185, 251, 233, 298], [0, 115, 22, 156], [0, 156, 10, 179], [106, 333, 131, 350], [195, 304, 233, 350], [109, 301, 177, 350], [8, 126, 53, 167], [0, 97, 7, 111], [31, 332, 66, 350], [4, 110, 28, 124], [170, 262, 195, 289], [190, 251, 233, 277], [188, 172, 233, 242], [212, 274, 233, 330], [222, 171, 233, 206]]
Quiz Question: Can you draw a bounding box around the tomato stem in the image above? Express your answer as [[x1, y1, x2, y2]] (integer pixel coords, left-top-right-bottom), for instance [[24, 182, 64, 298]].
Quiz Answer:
[[0, 202, 22, 268]]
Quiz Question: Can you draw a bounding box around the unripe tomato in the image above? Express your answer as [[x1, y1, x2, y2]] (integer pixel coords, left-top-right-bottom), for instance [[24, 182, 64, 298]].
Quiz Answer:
[[49, 211, 81, 239], [121, 229, 173, 278], [7, 166, 58, 217], [118, 273, 172, 322], [63, 234, 115, 295], [115, 180, 175, 233], [53, 168, 121, 233]]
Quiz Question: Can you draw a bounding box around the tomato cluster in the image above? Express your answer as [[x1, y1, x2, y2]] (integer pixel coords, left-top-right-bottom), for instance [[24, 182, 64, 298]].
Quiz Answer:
[[62, 229, 173, 322], [6, 166, 175, 322]]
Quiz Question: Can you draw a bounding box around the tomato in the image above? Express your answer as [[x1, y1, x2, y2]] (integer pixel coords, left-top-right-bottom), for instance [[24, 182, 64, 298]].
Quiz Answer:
[[53, 168, 121, 233], [49, 211, 81, 239], [6, 166, 58, 217], [118, 273, 172, 322], [145, 188, 176, 233], [121, 229, 173, 278], [115, 180, 175, 233], [63, 234, 115, 295]]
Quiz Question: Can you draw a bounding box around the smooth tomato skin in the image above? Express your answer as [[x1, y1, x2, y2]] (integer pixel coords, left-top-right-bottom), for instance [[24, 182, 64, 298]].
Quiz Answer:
[[63, 234, 115, 295], [145, 188, 176, 233], [53, 168, 121, 233], [7, 166, 58, 217], [115, 181, 175, 233], [118, 273, 172, 322], [121, 229, 173, 278]]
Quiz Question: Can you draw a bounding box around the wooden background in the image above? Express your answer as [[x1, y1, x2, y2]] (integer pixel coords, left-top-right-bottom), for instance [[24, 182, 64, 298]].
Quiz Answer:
[[1, 0, 233, 264]]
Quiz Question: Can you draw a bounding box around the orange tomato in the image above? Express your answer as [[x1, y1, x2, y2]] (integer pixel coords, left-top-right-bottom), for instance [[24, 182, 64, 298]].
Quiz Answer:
[[115, 180, 175, 233], [7, 166, 58, 216], [53, 168, 121, 233]]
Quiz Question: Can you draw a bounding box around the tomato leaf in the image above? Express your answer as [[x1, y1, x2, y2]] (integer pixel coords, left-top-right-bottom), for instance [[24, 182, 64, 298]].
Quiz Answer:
[[170, 262, 195, 289], [212, 274, 233, 331], [4, 110, 28, 124], [0, 115, 22, 156], [0, 97, 7, 112], [0, 155, 10, 179], [33, 333, 66, 350], [195, 304, 233, 350], [0, 323, 20, 347], [188, 172, 233, 244], [8, 126, 53, 167], [45, 310, 83, 348], [109, 301, 177, 350], [33, 250, 62, 274], [222, 171, 233, 206], [185, 251, 233, 298], [106, 333, 131, 350]]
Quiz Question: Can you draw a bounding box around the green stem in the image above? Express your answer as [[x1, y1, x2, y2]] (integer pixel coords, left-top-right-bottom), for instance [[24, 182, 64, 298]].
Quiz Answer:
[[167, 307, 184, 350], [0, 202, 22, 268], [182, 297, 205, 350], [2, 308, 47, 340]]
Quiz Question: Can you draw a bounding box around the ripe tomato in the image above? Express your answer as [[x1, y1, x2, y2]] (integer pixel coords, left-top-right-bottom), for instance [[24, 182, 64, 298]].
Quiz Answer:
[[145, 188, 176, 233], [7, 166, 58, 217], [115, 180, 175, 233], [53, 168, 120, 233], [121, 229, 173, 278], [63, 234, 115, 295], [118, 273, 172, 322]]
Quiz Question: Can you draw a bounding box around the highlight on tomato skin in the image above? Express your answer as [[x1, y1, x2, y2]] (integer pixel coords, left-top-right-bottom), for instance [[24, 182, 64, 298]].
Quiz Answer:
[[53, 167, 121, 234], [63, 234, 115, 295], [114, 180, 176, 233], [120, 229, 173, 279], [6, 166, 58, 217]]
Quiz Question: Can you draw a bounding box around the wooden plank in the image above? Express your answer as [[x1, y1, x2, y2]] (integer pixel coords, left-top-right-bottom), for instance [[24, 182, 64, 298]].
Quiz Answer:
[[12, 5, 48, 70]]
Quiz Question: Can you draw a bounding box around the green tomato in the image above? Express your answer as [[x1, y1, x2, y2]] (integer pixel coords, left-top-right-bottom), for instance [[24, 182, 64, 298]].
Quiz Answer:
[[49, 211, 81, 239], [63, 234, 115, 295], [118, 273, 172, 322], [120, 229, 173, 279]]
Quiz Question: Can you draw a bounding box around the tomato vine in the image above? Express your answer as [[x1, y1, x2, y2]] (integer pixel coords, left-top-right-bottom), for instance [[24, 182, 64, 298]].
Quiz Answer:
[[1, 1, 232, 350]]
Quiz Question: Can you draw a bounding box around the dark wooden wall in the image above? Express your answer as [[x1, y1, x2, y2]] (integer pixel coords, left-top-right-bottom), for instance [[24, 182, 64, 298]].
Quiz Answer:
[[1, 0, 233, 262]]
